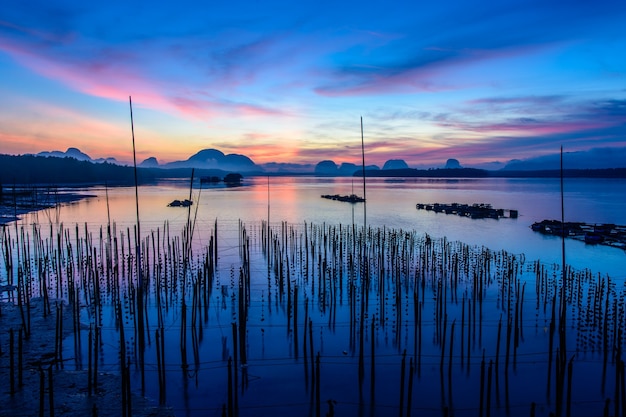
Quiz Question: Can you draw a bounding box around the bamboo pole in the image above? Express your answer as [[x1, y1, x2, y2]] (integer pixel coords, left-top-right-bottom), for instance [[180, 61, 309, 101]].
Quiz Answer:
[[316, 352, 321, 417], [48, 366, 55, 417], [486, 360, 493, 417], [406, 357, 414, 417], [399, 350, 406, 417], [10, 328, 15, 395], [39, 366, 45, 417]]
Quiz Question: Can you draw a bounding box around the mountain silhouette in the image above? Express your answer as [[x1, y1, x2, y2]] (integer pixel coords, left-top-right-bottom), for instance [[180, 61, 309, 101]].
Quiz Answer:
[[502, 147, 626, 170], [36, 148, 121, 164], [37, 147, 92, 161], [26, 145, 626, 175], [161, 149, 259, 172], [139, 157, 160, 168], [383, 159, 409, 170]]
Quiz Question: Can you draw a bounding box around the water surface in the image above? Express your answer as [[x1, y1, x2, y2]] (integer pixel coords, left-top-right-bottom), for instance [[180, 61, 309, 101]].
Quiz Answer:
[[4, 176, 625, 417]]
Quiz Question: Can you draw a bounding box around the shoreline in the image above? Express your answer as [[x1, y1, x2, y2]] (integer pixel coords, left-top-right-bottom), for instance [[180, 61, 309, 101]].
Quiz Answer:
[[0, 298, 175, 417], [0, 188, 93, 226]]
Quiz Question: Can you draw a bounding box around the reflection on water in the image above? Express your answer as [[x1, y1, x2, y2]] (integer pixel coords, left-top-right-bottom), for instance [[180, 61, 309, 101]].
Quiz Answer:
[[18, 177, 626, 277], [1, 176, 625, 416]]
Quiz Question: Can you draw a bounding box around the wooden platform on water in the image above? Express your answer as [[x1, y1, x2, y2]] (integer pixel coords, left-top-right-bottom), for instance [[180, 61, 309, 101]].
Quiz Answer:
[[321, 194, 365, 203], [416, 202, 518, 219], [531, 220, 626, 249]]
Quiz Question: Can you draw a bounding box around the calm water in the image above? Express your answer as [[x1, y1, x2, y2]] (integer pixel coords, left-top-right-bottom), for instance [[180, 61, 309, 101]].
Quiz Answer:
[[4, 176, 626, 417], [25, 176, 626, 278]]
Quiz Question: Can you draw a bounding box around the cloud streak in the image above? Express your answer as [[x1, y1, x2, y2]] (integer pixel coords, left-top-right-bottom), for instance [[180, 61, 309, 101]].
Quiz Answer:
[[0, 25, 288, 121]]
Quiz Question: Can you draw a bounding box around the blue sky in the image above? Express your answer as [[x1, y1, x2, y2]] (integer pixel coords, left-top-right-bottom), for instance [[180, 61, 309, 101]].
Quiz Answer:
[[1, 0, 625, 168]]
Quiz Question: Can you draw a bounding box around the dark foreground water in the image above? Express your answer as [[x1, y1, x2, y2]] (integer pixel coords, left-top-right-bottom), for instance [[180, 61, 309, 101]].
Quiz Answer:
[[1, 176, 625, 416]]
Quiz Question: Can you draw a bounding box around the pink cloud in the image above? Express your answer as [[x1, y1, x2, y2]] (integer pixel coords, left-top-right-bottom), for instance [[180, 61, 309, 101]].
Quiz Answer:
[[0, 34, 284, 120]]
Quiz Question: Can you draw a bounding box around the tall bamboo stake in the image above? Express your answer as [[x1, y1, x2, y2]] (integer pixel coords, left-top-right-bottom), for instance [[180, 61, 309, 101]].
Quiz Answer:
[[399, 350, 406, 417], [360, 117, 367, 226], [10, 328, 15, 395]]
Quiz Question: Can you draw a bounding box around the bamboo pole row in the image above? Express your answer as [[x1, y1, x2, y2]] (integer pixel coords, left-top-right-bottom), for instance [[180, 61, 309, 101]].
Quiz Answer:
[[1, 218, 626, 416]]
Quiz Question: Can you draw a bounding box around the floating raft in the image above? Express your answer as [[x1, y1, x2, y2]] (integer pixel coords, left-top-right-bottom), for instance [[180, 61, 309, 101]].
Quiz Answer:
[[531, 220, 626, 249], [321, 194, 365, 203], [416, 202, 518, 219]]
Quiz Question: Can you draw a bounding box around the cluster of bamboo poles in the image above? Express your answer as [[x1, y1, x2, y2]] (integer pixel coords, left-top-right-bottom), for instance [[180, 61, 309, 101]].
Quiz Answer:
[[1, 215, 625, 416]]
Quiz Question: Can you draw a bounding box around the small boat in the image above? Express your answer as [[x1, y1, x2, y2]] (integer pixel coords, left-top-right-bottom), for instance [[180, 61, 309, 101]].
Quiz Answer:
[[584, 232, 604, 244], [168, 199, 193, 207], [200, 176, 221, 184]]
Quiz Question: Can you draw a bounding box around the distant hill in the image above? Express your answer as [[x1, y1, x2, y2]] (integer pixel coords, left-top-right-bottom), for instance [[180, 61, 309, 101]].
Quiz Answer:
[[261, 162, 315, 174], [383, 159, 408, 170], [36, 147, 122, 165], [37, 147, 91, 160], [445, 159, 462, 169], [2, 153, 625, 186], [0, 154, 236, 185], [13, 145, 626, 180], [315, 160, 381, 176], [502, 147, 626, 170], [158, 149, 260, 172], [365, 167, 489, 178], [489, 168, 626, 178], [363, 167, 626, 179], [139, 157, 160, 168], [34, 147, 260, 172]]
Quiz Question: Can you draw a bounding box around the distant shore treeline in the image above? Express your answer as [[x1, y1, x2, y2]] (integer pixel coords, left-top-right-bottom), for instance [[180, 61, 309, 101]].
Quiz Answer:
[[1, 154, 625, 186], [0, 154, 229, 186], [361, 167, 626, 178], [0, 154, 155, 185]]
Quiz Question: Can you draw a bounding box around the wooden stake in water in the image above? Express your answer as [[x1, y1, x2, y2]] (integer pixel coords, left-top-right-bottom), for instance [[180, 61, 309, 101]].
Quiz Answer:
[[10, 328, 15, 395], [495, 316, 502, 376], [310, 319, 315, 386], [94, 326, 99, 393], [360, 117, 367, 227], [448, 320, 455, 409], [156, 328, 166, 405], [88, 327, 93, 396], [39, 366, 44, 417], [559, 145, 566, 305], [399, 350, 406, 417], [371, 318, 376, 404], [566, 356, 573, 417], [547, 295, 556, 400], [316, 352, 321, 417], [227, 357, 234, 417], [407, 357, 414, 417], [461, 296, 465, 369], [486, 360, 493, 417], [18, 327, 23, 388], [480, 351, 485, 417], [48, 366, 54, 417], [616, 357, 626, 416], [128, 96, 141, 251], [129, 96, 147, 397]]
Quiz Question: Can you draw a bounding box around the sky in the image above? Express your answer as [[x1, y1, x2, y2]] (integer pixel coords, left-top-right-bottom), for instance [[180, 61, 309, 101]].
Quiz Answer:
[[1, 0, 625, 169]]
